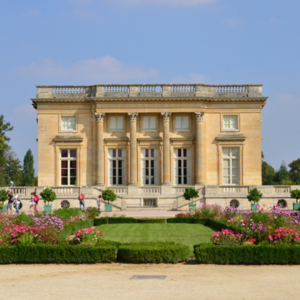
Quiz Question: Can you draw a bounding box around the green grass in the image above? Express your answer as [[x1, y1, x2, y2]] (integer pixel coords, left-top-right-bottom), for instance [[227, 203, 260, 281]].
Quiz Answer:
[[96, 223, 214, 256]]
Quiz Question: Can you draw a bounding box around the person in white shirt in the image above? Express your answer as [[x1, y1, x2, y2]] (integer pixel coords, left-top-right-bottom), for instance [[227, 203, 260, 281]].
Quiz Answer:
[[14, 192, 21, 214], [97, 195, 103, 212]]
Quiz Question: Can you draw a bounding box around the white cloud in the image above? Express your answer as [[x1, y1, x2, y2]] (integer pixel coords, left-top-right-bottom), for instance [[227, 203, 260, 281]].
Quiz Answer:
[[17, 56, 160, 83], [114, 0, 217, 6], [170, 73, 211, 84], [224, 18, 241, 28]]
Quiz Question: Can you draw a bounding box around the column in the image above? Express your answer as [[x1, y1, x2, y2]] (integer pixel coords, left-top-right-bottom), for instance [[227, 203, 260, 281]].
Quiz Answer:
[[128, 113, 138, 185], [195, 112, 206, 185], [161, 112, 171, 185], [95, 112, 105, 186]]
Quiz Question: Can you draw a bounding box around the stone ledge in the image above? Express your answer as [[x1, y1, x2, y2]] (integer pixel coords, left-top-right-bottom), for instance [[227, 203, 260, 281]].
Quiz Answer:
[[53, 135, 83, 143], [215, 134, 246, 142]]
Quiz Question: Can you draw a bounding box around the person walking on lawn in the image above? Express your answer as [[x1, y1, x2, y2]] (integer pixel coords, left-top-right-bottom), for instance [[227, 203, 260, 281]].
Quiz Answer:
[[7, 191, 14, 215], [78, 192, 85, 210]]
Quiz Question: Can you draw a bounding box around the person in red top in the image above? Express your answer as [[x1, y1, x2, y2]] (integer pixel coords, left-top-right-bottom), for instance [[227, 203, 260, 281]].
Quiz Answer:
[[34, 192, 40, 212], [78, 193, 85, 210]]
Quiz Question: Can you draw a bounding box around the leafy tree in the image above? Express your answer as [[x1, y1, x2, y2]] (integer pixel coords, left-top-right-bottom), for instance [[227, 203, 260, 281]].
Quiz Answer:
[[183, 188, 199, 203], [291, 189, 300, 203], [247, 188, 263, 204], [289, 159, 300, 185], [40, 188, 56, 205], [274, 161, 290, 185], [0, 115, 13, 156], [22, 149, 35, 186], [0, 189, 7, 209], [261, 152, 275, 185], [102, 188, 117, 204], [3, 146, 22, 186]]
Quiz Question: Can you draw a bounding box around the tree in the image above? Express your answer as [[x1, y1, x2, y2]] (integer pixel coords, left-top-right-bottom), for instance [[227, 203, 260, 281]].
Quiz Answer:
[[247, 188, 263, 204], [102, 188, 117, 204], [291, 189, 300, 204], [261, 152, 276, 185], [40, 188, 56, 205], [183, 188, 199, 202], [274, 161, 290, 185], [22, 149, 35, 186], [3, 146, 22, 186], [289, 159, 300, 185]]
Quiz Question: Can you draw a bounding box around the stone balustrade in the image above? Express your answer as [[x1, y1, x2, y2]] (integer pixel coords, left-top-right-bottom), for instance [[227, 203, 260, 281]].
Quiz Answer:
[[35, 84, 263, 99]]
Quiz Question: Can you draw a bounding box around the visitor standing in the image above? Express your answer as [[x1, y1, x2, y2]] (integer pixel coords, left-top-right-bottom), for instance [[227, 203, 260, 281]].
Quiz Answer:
[[30, 193, 35, 214], [33, 192, 40, 212], [78, 192, 85, 210], [97, 195, 103, 211], [14, 191, 21, 214], [7, 191, 14, 215], [10, 180, 14, 187]]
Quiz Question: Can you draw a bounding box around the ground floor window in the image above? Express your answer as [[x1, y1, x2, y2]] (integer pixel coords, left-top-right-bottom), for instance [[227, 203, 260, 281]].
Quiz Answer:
[[60, 149, 77, 186], [109, 149, 125, 185], [142, 149, 159, 185], [222, 147, 239, 185], [174, 148, 191, 185]]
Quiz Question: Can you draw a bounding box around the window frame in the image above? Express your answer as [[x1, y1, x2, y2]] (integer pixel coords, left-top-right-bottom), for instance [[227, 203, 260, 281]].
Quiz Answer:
[[109, 116, 125, 132], [221, 114, 240, 132], [142, 116, 157, 132], [141, 148, 159, 186], [174, 148, 191, 185], [108, 149, 126, 186], [222, 147, 240, 185], [174, 115, 190, 132], [60, 116, 77, 132], [60, 149, 77, 186]]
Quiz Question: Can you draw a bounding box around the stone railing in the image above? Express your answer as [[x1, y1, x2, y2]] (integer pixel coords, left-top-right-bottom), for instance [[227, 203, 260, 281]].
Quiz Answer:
[[172, 186, 194, 194], [51, 187, 81, 194], [219, 186, 250, 194], [111, 187, 128, 195], [138, 187, 161, 194], [35, 84, 263, 99], [273, 186, 291, 193], [1, 187, 30, 196]]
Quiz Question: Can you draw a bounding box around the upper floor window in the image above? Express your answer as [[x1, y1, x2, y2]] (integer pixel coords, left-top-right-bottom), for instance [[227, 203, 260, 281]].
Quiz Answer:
[[61, 117, 76, 131], [61, 149, 77, 186], [223, 115, 238, 131], [175, 116, 189, 131], [110, 116, 124, 131], [222, 147, 239, 185], [142, 116, 157, 131]]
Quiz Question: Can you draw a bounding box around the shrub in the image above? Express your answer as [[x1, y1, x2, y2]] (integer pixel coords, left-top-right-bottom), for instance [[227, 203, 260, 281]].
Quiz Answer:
[[291, 189, 300, 203], [40, 188, 57, 205], [183, 188, 199, 202], [194, 244, 300, 265], [72, 228, 104, 246], [85, 207, 100, 219], [102, 188, 117, 204], [60, 219, 94, 239], [138, 218, 165, 223], [247, 188, 263, 204], [53, 208, 84, 222], [0, 189, 7, 204], [269, 227, 300, 244], [118, 242, 190, 263], [197, 204, 223, 219], [94, 218, 108, 226], [0, 244, 117, 264], [211, 229, 243, 246]]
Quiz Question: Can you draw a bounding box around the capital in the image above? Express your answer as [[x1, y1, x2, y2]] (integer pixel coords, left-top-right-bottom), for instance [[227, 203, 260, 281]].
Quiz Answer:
[[95, 112, 105, 123], [128, 113, 138, 122], [161, 112, 171, 122], [195, 112, 205, 123]]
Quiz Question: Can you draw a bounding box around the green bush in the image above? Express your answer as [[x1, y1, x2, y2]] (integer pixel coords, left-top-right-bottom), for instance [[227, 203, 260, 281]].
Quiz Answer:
[[0, 189, 7, 202], [208, 218, 237, 232], [167, 218, 208, 225], [94, 218, 109, 226], [85, 207, 100, 219], [60, 219, 94, 239], [118, 242, 190, 263], [194, 243, 300, 265], [247, 188, 263, 204], [183, 188, 199, 202], [102, 188, 117, 204], [0, 244, 117, 264], [53, 208, 83, 221], [138, 218, 166, 223], [40, 188, 57, 205], [291, 189, 300, 203]]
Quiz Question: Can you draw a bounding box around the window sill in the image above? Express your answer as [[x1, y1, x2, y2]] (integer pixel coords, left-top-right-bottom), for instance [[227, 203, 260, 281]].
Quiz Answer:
[[59, 130, 78, 133]]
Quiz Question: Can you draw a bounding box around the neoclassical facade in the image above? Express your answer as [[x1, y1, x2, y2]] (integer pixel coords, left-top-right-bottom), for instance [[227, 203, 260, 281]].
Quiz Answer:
[[32, 83, 267, 209]]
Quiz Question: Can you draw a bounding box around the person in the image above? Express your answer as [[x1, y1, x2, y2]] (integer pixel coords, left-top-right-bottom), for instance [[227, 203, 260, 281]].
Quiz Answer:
[[78, 192, 85, 210], [10, 180, 14, 188], [14, 191, 21, 214], [30, 193, 35, 215], [97, 194, 103, 212], [33, 192, 40, 212], [7, 191, 14, 215]]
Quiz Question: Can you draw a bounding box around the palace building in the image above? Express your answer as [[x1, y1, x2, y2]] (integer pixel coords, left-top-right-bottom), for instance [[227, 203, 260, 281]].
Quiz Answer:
[[31, 83, 269, 210]]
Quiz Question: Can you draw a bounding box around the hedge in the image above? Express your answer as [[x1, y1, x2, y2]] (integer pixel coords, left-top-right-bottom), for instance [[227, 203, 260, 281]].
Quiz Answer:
[[0, 244, 117, 264], [167, 217, 208, 225], [118, 242, 190, 263], [60, 219, 94, 238], [194, 244, 300, 265], [138, 218, 166, 223]]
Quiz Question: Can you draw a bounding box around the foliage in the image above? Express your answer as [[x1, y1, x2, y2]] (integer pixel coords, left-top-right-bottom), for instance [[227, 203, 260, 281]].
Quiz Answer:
[[102, 188, 117, 204], [183, 188, 199, 202], [167, 217, 208, 225], [247, 188, 263, 204], [118, 242, 190, 263], [269, 227, 300, 245], [71, 228, 104, 246], [194, 244, 300, 265], [0, 244, 117, 264], [195, 204, 223, 219], [22, 149, 35, 186], [274, 161, 290, 185], [0, 115, 13, 178], [211, 229, 244, 246], [138, 218, 165, 223], [262, 161, 276, 185], [2, 146, 22, 186], [85, 207, 100, 219], [53, 207, 84, 222], [0, 189, 7, 202], [291, 189, 300, 203], [289, 159, 300, 184], [40, 188, 56, 204], [60, 219, 94, 239]]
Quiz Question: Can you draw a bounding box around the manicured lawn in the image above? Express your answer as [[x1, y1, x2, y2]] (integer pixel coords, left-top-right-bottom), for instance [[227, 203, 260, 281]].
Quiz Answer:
[[96, 223, 215, 255]]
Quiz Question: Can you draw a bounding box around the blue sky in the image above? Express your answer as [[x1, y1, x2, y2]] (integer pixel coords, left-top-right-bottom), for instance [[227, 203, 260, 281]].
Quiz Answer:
[[1, 0, 300, 172]]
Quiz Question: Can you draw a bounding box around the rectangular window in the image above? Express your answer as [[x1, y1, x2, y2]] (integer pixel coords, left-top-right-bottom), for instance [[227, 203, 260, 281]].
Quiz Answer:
[[175, 116, 189, 131], [222, 148, 239, 185], [142, 116, 157, 131], [174, 149, 191, 185], [60, 149, 77, 186], [61, 117, 76, 131], [142, 149, 158, 185], [110, 116, 124, 131], [109, 149, 125, 185], [223, 115, 238, 130]]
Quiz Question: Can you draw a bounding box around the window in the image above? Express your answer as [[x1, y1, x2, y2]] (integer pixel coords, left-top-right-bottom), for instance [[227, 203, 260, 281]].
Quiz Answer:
[[223, 115, 238, 130], [60, 149, 77, 186], [109, 149, 125, 185], [61, 117, 76, 131], [142, 116, 157, 131], [174, 149, 191, 185], [142, 149, 159, 185], [222, 148, 239, 185], [110, 116, 124, 131], [175, 116, 189, 131]]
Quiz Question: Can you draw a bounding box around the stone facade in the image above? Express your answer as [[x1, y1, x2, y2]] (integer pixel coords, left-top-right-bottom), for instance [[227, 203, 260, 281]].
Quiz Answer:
[[31, 83, 268, 209]]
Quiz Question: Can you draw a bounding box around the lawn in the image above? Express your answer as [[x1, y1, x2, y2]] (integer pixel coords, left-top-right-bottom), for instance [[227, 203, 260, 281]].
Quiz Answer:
[[96, 223, 215, 255]]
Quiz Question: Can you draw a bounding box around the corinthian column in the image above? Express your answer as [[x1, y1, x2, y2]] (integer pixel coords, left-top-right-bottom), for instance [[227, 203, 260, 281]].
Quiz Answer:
[[95, 112, 105, 186], [161, 112, 171, 185], [128, 113, 138, 185], [195, 112, 206, 185]]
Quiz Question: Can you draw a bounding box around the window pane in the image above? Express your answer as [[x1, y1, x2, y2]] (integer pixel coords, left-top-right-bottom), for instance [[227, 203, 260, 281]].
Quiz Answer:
[[112, 149, 116, 158], [70, 149, 77, 158], [151, 149, 154, 157], [118, 160, 123, 168], [182, 117, 189, 129], [117, 117, 124, 130], [61, 169, 68, 176], [183, 177, 187, 184], [118, 149, 123, 158], [110, 117, 116, 130], [175, 116, 181, 130], [178, 160, 182, 168], [61, 177, 68, 185], [231, 148, 239, 158], [113, 160, 116, 168], [178, 149, 182, 157], [113, 177, 116, 185], [223, 159, 230, 168], [150, 117, 156, 129], [118, 177, 123, 185], [70, 177, 76, 185], [145, 149, 149, 157], [232, 176, 239, 184], [178, 177, 182, 184], [61, 150, 68, 158], [183, 149, 187, 157], [68, 117, 76, 130], [70, 161, 77, 168], [61, 161, 67, 168], [222, 148, 230, 157], [118, 169, 122, 176], [70, 169, 76, 176], [232, 159, 239, 168], [143, 117, 149, 129], [223, 177, 230, 184]]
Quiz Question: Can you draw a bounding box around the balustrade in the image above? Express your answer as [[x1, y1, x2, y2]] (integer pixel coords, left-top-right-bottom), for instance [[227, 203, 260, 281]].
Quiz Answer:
[[112, 187, 128, 194], [139, 187, 161, 194], [274, 186, 291, 193], [220, 186, 249, 193], [51, 187, 80, 194], [172, 85, 194, 93], [139, 85, 159, 93], [215, 86, 246, 93], [106, 86, 128, 93], [53, 86, 85, 94]]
